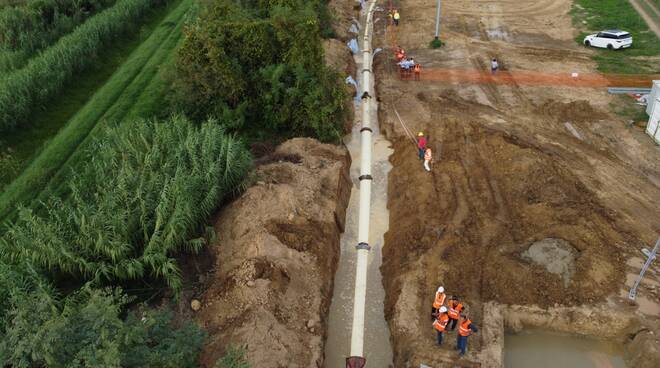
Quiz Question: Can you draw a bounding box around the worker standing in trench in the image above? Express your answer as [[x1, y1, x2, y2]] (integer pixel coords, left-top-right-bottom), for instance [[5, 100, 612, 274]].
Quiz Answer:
[[457, 314, 479, 356], [431, 286, 446, 320], [447, 296, 463, 331], [432, 306, 450, 346]]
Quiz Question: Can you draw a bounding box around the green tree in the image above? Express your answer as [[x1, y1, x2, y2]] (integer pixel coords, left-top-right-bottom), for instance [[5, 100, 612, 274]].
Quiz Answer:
[[0, 284, 206, 368]]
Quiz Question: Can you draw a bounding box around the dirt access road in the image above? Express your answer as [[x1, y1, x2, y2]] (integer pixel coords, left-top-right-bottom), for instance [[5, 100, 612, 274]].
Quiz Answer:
[[374, 0, 660, 366]]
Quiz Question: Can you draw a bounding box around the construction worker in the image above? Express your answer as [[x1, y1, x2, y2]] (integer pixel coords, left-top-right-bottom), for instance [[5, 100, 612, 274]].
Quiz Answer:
[[413, 63, 421, 81], [447, 297, 463, 331], [456, 315, 479, 356], [432, 306, 450, 345], [431, 286, 446, 319], [491, 58, 499, 75], [423, 147, 432, 172], [417, 132, 427, 160], [393, 9, 400, 26]]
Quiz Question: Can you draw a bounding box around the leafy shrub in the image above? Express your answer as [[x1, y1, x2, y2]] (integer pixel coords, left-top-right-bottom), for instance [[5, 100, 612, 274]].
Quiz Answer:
[[0, 283, 205, 368], [0, 0, 162, 133], [173, 0, 348, 143], [1, 115, 251, 292]]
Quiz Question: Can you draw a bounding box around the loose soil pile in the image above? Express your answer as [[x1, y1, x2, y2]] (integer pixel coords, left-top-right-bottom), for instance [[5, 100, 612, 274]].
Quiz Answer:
[[196, 139, 351, 367]]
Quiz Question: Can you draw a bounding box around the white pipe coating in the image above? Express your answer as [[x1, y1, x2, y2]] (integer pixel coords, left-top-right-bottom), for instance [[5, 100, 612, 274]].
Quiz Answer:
[[350, 0, 378, 359]]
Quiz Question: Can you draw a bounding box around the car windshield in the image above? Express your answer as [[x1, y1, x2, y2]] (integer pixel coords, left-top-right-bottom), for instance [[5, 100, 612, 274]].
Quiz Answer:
[[617, 33, 631, 39]]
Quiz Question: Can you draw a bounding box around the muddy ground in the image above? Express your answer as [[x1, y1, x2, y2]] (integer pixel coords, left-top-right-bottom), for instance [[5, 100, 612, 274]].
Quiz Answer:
[[374, 0, 660, 366], [195, 139, 352, 367]]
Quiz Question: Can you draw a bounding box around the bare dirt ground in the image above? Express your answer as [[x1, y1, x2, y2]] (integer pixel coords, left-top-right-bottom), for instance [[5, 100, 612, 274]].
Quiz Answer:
[[374, 0, 660, 366], [195, 139, 352, 367]]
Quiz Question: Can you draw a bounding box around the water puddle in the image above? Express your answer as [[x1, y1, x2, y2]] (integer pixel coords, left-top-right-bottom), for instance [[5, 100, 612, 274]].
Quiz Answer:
[[505, 331, 627, 368]]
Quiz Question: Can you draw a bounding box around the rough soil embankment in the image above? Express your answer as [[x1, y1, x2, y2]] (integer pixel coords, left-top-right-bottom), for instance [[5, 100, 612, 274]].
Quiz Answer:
[[196, 139, 352, 367], [372, 0, 660, 366]]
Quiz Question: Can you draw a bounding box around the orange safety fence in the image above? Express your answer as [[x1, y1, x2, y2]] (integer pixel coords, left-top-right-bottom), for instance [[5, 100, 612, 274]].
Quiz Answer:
[[398, 67, 659, 88], [384, 2, 656, 89]]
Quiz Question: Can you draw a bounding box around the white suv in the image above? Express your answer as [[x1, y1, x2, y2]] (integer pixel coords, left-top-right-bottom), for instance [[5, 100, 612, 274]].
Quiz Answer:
[[583, 30, 633, 50]]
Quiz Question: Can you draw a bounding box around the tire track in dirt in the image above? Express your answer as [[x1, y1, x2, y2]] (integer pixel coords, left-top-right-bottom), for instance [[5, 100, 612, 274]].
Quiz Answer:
[[629, 0, 660, 38]]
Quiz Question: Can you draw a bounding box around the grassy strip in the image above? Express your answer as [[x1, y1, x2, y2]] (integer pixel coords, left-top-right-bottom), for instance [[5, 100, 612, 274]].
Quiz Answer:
[[571, 0, 660, 74], [0, 0, 118, 72], [0, 3, 177, 189], [0, 0, 159, 132], [40, 0, 191, 202], [638, 0, 660, 23], [0, 0, 191, 222]]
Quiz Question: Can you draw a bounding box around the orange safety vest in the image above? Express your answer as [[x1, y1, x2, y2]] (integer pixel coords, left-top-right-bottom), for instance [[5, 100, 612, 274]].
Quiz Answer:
[[432, 291, 446, 309], [448, 301, 462, 319], [458, 319, 473, 336], [414, 64, 421, 73], [424, 148, 432, 161], [433, 313, 449, 332]]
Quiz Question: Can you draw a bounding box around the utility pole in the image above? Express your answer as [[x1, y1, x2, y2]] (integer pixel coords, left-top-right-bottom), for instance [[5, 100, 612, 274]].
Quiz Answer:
[[434, 0, 442, 39]]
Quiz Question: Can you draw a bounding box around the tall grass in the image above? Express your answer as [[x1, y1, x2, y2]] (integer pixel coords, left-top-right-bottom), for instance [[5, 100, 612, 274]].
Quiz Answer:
[[0, 0, 191, 222], [0, 0, 118, 72], [2, 116, 251, 292], [0, 0, 160, 133]]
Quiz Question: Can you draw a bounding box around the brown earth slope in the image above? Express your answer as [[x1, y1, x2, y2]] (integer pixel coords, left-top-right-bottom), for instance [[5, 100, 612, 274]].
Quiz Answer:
[[196, 139, 351, 367]]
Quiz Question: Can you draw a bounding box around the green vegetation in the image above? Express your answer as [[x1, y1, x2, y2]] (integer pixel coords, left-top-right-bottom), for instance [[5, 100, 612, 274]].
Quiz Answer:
[[0, 0, 118, 72], [0, 1, 178, 189], [571, 0, 660, 74], [215, 347, 250, 368], [174, 0, 349, 143], [430, 38, 443, 48], [3, 115, 250, 291], [0, 0, 190, 221], [0, 0, 348, 364], [0, 272, 206, 367], [0, 0, 162, 132]]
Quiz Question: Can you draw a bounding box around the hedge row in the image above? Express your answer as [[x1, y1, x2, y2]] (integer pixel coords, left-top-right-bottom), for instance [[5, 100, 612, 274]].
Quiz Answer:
[[0, 0, 160, 132]]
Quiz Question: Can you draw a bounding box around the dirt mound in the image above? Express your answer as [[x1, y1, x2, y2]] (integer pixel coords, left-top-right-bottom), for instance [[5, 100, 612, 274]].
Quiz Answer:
[[537, 100, 609, 123], [327, 0, 359, 41], [323, 38, 357, 77], [195, 138, 351, 368]]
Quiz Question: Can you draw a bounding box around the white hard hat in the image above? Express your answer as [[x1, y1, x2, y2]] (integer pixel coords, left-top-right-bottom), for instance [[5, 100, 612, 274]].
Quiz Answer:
[[437, 286, 444, 293], [439, 306, 448, 313]]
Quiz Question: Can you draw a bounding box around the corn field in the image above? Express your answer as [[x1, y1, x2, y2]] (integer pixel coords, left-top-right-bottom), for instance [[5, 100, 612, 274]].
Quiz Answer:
[[1, 115, 251, 292], [0, 0, 158, 133]]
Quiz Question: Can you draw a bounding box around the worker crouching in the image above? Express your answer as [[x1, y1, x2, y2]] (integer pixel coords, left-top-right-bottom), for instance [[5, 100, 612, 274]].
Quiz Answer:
[[432, 306, 449, 346], [457, 315, 479, 356]]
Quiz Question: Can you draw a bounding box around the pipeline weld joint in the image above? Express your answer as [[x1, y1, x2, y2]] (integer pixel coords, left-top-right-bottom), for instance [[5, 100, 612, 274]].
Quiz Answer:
[[356, 242, 371, 251], [360, 127, 373, 133], [358, 175, 373, 181]]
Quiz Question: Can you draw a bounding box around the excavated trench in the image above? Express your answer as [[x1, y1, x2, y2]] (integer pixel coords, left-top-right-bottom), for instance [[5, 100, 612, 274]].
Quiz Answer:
[[324, 1, 394, 366]]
